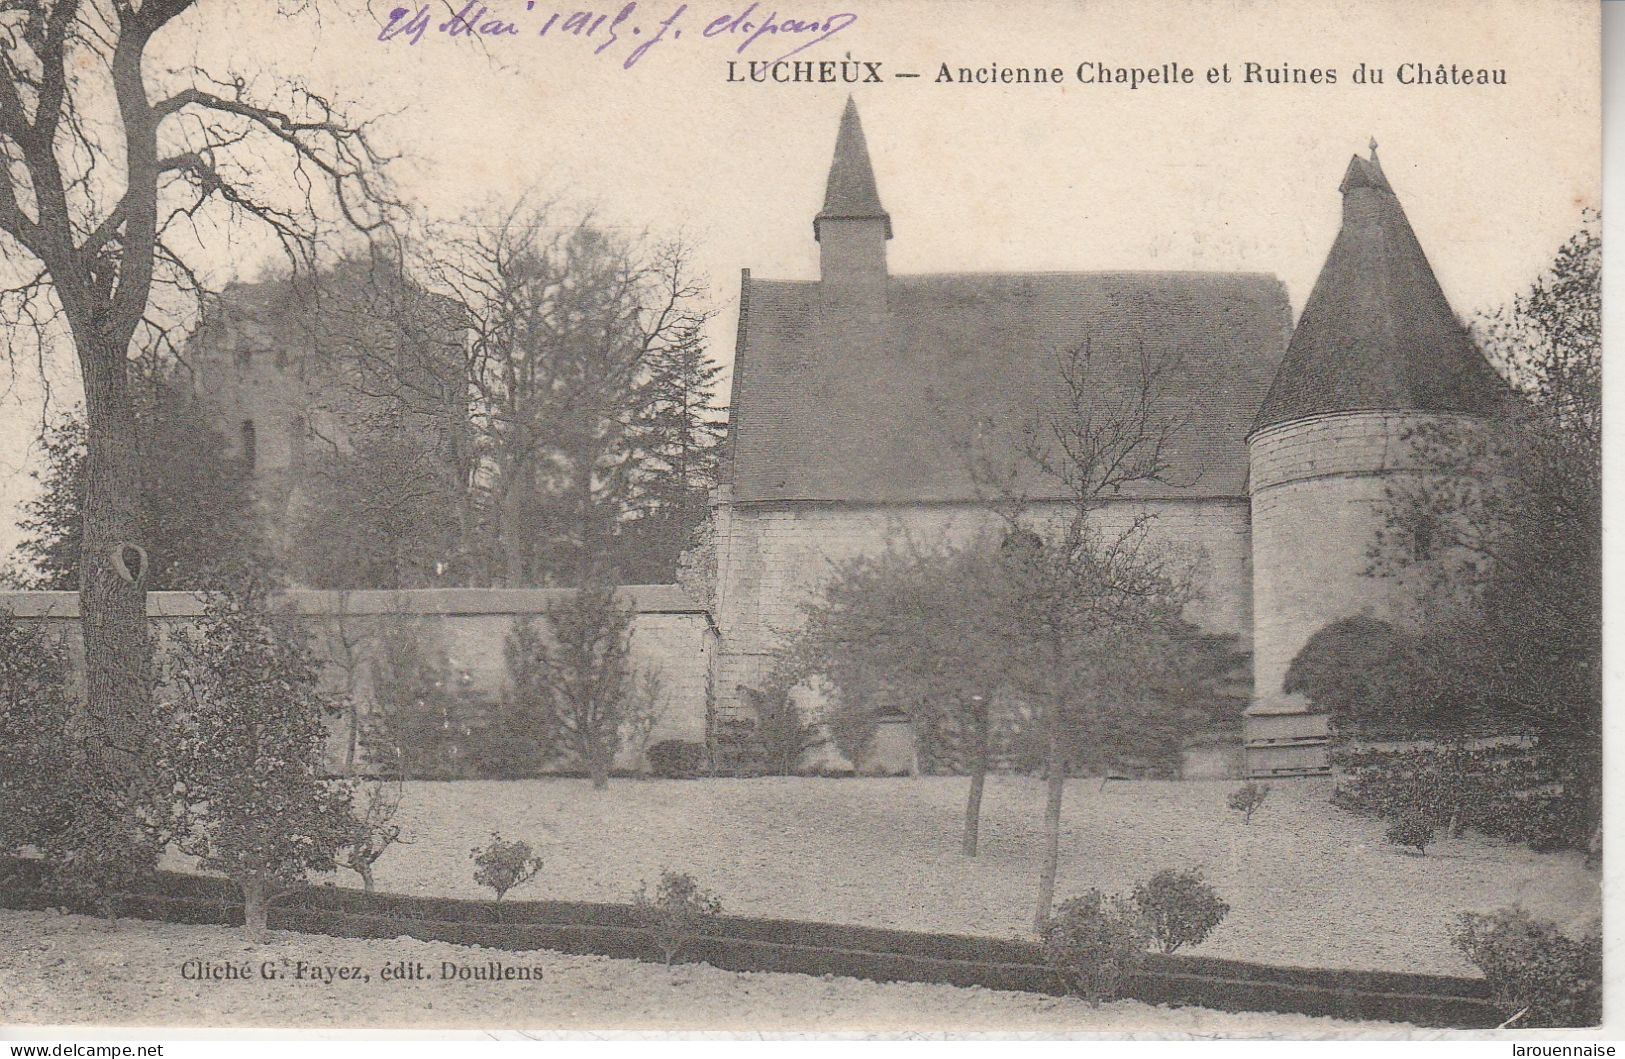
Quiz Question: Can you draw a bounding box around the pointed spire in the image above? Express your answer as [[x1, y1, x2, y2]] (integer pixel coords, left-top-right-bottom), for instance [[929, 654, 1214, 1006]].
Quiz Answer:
[[1252, 148, 1507, 433], [814, 97, 891, 242]]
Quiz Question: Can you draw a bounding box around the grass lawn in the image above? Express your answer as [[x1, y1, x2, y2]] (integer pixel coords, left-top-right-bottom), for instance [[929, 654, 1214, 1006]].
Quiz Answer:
[[0, 908, 1415, 1031], [334, 775, 1600, 978]]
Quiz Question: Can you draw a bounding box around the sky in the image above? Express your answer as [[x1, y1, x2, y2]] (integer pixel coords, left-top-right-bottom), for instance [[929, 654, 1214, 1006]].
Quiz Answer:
[[0, 0, 1601, 558]]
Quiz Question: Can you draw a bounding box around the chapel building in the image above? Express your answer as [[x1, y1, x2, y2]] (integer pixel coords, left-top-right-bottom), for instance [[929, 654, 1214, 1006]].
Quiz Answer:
[[711, 99, 1506, 776]]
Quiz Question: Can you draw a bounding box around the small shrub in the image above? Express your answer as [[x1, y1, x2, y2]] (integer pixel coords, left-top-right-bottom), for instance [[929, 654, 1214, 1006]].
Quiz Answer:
[[1384, 810, 1436, 854], [646, 739, 707, 779], [342, 780, 409, 893], [1451, 908, 1601, 1027], [1226, 782, 1269, 824], [705, 716, 763, 777], [1131, 868, 1229, 954], [622, 668, 666, 773], [470, 833, 543, 901], [747, 682, 825, 773], [632, 869, 723, 969], [1041, 889, 1150, 1003], [745, 684, 823, 776]]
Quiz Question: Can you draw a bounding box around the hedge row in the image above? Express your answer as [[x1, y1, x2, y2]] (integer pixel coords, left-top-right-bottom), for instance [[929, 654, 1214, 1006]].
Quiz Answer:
[[0, 857, 1498, 1028]]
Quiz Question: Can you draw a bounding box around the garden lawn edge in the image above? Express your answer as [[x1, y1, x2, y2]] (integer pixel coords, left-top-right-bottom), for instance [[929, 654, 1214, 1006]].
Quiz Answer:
[[0, 857, 1500, 1027]]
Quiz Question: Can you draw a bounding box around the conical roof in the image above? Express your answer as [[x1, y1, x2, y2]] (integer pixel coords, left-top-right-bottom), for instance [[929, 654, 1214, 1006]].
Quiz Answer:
[[1251, 152, 1507, 433], [814, 98, 891, 241]]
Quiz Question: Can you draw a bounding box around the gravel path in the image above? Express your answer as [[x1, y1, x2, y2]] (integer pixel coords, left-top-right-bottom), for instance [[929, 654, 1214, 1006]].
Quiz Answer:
[[311, 776, 1598, 978], [0, 909, 1416, 1032]]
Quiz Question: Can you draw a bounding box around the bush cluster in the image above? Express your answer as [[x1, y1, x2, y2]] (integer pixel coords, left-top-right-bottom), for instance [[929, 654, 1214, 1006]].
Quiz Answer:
[[646, 740, 707, 779], [1333, 744, 1596, 854], [1042, 889, 1150, 1003], [1450, 908, 1601, 1027], [1131, 869, 1230, 954], [0, 613, 170, 919], [698, 687, 824, 778], [1043, 869, 1230, 1001]]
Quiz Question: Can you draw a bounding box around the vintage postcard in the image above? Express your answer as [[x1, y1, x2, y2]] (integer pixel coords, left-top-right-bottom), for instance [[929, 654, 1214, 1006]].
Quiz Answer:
[[0, 0, 1605, 1041]]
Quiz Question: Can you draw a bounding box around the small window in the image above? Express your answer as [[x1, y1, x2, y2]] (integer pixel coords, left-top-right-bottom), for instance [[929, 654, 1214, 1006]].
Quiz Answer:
[[240, 419, 257, 470]]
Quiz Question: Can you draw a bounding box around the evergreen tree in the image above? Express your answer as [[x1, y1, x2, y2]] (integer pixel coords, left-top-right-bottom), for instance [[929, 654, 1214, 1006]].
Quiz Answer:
[[619, 322, 728, 582], [7, 376, 264, 591]]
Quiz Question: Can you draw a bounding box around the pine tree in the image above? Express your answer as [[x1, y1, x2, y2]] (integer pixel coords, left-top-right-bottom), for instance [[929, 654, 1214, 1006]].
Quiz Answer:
[[619, 322, 728, 582]]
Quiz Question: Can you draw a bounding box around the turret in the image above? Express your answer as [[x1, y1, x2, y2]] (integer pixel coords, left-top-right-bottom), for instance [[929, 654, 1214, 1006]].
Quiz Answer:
[[815, 98, 891, 298], [1244, 144, 1507, 776]]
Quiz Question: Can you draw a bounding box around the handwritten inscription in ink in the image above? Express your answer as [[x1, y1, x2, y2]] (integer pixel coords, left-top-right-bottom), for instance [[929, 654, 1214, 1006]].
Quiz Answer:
[[376, 1, 859, 69]]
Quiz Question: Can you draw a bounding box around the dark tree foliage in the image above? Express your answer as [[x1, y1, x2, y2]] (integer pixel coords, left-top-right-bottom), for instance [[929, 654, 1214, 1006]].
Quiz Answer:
[[1373, 216, 1599, 743], [1284, 616, 1473, 739], [292, 422, 465, 591], [1334, 214, 1603, 849], [617, 321, 729, 583], [8, 378, 264, 591], [157, 579, 355, 941], [505, 578, 637, 788], [0, 613, 77, 856]]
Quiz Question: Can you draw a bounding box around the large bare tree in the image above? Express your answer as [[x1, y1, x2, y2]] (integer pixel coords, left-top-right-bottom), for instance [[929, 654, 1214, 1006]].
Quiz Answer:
[[0, 1, 395, 754], [419, 202, 708, 587]]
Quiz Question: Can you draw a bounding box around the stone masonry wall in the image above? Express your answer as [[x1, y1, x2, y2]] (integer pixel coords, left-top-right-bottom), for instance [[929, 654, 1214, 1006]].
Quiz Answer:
[[0, 587, 716, 771], [1248, 410, 1487, 726], [712, 496, 1253, 715]]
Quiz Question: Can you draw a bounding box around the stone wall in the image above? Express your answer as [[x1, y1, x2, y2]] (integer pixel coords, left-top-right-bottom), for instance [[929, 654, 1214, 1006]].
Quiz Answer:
[[1246, 410, 1487, 774], [711, 494, 1253, 714], [0, 586, 716, 771]]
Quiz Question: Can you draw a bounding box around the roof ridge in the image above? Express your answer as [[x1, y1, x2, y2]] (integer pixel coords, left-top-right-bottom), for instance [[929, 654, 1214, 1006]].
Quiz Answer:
[[743, 269, 1287, 286]]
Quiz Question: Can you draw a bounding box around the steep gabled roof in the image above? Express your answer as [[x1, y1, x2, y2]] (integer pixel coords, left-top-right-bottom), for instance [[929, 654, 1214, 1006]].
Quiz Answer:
[[1251, 153, 1508, 433], [814, 98, 891, 240], [728, 271, 1293, 504]]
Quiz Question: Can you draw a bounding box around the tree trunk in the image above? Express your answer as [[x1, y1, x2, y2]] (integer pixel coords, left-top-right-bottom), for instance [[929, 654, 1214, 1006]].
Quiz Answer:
[[359, 863, 375, 893], [1033, 704, 1066, 936], [574, 451, 598, 586], [499, 458, 530, 587], [77, 341, 151, 762], [589, 754, 610, 790], [241, 876, 271, 942], [962, 700, 991, 857], [346, 695, 360, 773]]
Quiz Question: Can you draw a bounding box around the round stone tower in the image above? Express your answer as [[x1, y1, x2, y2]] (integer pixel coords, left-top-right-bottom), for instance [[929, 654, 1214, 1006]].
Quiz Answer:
[[1244, 147, 1507, 777]]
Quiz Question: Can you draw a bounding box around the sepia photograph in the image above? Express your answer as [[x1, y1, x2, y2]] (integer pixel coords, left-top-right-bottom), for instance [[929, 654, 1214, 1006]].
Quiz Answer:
[[0, 0, 1605, 1042]]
